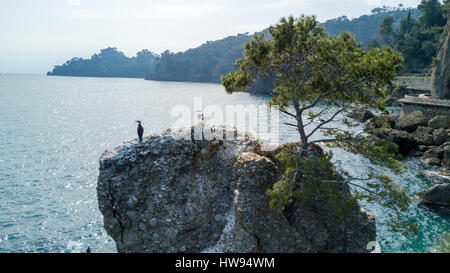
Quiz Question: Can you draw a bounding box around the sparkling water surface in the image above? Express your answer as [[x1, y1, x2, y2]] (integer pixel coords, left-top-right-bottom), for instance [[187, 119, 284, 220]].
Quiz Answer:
[[0, 74, 448, 253]]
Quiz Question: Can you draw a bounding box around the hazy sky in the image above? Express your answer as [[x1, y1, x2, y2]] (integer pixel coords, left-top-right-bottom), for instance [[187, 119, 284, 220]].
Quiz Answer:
[[0, 0, 422, 73]]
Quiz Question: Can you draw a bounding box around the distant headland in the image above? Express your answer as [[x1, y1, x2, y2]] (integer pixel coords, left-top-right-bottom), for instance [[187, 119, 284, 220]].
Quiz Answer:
[[47, 47, 158, 79]]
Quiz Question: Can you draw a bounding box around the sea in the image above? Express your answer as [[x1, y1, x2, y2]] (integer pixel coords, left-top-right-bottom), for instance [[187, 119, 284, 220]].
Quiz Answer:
[[0, 74, 448, 253]]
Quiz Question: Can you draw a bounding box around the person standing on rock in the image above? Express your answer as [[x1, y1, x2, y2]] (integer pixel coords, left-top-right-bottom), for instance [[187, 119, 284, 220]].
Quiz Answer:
[[136, 121, 144, 143]]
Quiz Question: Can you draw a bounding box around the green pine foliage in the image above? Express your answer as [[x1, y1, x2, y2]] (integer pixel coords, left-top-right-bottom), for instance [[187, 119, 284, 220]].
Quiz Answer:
[[267, 150, 359, 218], [222, 15, 416, 235]]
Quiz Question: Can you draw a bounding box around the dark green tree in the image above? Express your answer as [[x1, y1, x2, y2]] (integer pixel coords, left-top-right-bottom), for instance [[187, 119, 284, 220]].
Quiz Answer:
[[383, 0, 448, 73], [398, 12, 414, 35], [380, 17, 395, 46], [222, 15, 416, 234], [418, 0, 445, 27], [444, 0, 450, 19], [367, 38, 381, 49]]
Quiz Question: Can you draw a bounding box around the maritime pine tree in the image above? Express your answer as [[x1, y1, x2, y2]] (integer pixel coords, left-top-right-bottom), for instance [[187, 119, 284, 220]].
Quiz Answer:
[[222, 15, 417, 235]]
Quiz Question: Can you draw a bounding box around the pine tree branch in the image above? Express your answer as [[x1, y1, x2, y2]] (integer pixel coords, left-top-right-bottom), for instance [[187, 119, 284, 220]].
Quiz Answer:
[[284, 122, 299, 128], [306, 108, 344, 139], [279, 108, 297, 118], [321, 179, 385, 199], [304, 104, 332, 127]]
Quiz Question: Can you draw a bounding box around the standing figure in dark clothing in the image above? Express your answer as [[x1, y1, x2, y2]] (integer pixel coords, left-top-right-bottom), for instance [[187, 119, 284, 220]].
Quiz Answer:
[[136, 121, 144, 143]]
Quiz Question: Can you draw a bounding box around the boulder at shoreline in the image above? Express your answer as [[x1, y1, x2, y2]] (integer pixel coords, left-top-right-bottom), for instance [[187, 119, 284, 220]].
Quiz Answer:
[[396, 111, 429, 133], [416, 183, 450, 207]]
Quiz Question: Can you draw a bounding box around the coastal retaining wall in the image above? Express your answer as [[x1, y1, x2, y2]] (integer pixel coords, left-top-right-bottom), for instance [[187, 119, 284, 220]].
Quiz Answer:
[[398, 95, 450, 118]]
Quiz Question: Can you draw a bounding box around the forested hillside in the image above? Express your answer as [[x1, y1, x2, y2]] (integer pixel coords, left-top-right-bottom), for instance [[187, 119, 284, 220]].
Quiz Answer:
[[146, 33, 255, 83], [323, 6, 420, 46], [48, 47, 159, 78], [370, 0, 449, 73], [147, 7, 419, 84], [48, 5, 431, 83]]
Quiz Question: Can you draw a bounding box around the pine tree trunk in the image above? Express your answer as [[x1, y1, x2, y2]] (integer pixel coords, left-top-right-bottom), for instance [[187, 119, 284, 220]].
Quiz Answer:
[[293, 99, 309, 158]]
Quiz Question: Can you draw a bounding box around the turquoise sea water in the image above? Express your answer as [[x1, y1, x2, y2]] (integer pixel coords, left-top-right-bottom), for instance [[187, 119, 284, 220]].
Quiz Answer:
[[0, 74, 448, 253]]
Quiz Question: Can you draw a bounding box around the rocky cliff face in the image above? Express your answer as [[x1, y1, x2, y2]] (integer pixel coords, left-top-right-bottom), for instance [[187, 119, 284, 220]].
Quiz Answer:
[[432, 17, 450, 99], [97, 124, 376, 253]]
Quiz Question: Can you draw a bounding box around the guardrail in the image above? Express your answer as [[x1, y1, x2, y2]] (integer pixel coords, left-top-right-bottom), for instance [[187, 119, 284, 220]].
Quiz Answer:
[[399, 95, 450, 107], [398, 95, 450, 118], [393, 76, 432, 91]]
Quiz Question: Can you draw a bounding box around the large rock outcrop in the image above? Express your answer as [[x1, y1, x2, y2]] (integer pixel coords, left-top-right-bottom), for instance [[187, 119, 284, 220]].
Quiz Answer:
[[97, 124, 376, 253], [431, 17, 450, 99], [415, 183, 450, 207], [396, 111, 429, 133], [428, 115, 450, 130], [375, 128, 419, 156]]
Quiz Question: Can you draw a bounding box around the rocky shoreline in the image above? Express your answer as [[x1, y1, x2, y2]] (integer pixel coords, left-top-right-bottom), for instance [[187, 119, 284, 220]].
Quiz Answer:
[[350, 109, 450, 207], [96, 112, 449, 253], [362, 111, 450, 170]]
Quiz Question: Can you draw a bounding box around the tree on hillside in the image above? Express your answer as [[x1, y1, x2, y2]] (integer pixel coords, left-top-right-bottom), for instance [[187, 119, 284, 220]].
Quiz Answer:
[[367, 38, 382, 49], [379, 16, 395, 46], [444, 0, 450, 18], [418, 0, 445, 27], [399, 12, 413, 35], [324, 8, 421, 47], [372, 0, 448, 73], [222, 15, 416, 234]]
